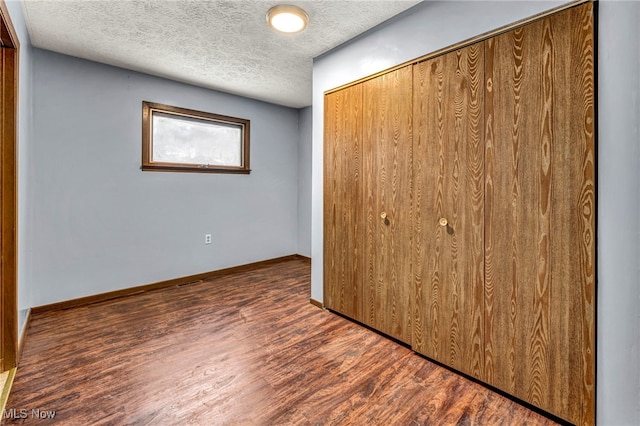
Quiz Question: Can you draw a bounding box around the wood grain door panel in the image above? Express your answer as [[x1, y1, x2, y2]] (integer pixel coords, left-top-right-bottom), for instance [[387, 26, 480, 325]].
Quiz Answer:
[[323, 4, 594, 424], [324, 84, 364, 322], [483, 4, 595, 424], [362, 66, 413, 344], [412, 43, 485, 379]]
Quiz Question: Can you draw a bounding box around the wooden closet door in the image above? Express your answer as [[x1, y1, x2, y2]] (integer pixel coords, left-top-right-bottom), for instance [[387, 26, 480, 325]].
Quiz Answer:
[[362, 66, 413, 344], [412, 43, 485, 379], [484, 3, 595, 425], [324, 84, 364, 322]]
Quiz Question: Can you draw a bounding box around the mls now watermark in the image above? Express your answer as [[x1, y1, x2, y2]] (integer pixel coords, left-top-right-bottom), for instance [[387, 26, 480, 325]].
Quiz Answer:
[[3, 408, 56, 419]]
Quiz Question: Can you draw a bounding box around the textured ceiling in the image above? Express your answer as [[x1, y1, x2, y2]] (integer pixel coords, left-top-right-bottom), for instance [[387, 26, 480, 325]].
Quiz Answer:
[[22, 0, 422, 108]]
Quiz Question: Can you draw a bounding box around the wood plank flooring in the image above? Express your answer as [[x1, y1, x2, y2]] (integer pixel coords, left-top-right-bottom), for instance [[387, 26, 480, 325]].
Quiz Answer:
[[4, 258, 558, 425]]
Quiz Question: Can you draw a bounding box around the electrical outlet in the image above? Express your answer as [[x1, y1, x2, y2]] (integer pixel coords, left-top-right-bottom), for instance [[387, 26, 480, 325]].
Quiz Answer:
[[205, 234, 212, 244]]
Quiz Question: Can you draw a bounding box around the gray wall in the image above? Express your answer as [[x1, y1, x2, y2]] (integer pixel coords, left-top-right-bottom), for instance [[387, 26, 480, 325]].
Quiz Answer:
[[311, 1, 640, 424], [297, 106, 312, 257], [6, 0, 34, 340], [31, 49, 300, 306], [597, 1, 640, 425]]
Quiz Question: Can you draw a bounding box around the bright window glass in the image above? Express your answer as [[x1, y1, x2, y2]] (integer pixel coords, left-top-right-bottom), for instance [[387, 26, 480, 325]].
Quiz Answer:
[[142, 102, 250, 174]]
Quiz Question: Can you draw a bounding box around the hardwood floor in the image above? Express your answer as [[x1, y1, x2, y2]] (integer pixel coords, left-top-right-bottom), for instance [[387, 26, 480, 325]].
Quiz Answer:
[[4, 258, 557, 425]]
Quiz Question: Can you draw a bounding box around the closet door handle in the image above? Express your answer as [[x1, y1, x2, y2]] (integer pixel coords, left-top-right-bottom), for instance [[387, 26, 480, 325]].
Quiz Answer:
[[380, 212, 387, 220], [439, 217, 448, 227]]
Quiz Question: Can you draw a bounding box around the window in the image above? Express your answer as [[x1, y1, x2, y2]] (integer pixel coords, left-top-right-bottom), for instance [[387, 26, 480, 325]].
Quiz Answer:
[[142, 101, 250, 173]]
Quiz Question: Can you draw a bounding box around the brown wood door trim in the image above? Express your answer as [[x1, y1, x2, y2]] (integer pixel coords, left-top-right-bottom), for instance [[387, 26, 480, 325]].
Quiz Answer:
[[0, 0, 18, 372]]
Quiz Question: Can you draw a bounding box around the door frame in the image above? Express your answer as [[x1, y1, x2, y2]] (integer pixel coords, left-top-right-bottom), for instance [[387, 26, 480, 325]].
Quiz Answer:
[[0, 0, 19, 371]]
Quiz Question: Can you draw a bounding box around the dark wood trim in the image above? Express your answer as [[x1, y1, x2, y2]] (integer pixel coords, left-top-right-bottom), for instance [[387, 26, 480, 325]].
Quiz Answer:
[[324, 0, 589, 95], [592, 2, 599, 423], [309, 298, 323, 309], [17, 309, 30, 364], [31, 255, 302, 314], [140, 164, 251, 174], [141, 101, 251, 174], [0, 0, 19, 373]]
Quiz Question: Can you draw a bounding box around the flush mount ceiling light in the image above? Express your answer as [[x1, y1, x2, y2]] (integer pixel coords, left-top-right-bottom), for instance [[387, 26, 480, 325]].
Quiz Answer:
[[267, 4, 309, 34]]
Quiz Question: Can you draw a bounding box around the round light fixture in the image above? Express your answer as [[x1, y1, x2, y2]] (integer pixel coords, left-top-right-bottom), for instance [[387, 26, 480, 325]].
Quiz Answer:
[[267, 4, 309, 34]]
